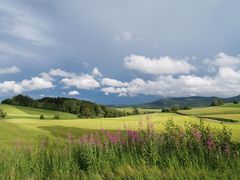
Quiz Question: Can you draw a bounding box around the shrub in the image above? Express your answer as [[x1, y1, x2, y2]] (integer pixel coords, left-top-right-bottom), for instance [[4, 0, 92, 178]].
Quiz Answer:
[[171, 104, 180, 112], [233, 100, 239, 104], [132, 108, 140, 115], [182, 105, 191, 110], [53, 114, 60, 119], [211, 98, 224, 106], [162, 108, 170, 113], [40, 115, 45, 119], [77, 113, 82, 118], [0, 109, 7, 118]]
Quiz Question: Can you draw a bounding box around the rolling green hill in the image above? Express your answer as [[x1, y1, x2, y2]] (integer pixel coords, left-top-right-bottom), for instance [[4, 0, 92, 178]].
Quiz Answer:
[[0, 104, 77, 119], [1, 95, 126, 118], [143, 95, 240, 108]]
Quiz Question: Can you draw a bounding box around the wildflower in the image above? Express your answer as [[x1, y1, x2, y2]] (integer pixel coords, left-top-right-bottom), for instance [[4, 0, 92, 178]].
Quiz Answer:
[[179, 128, 185, 139], [127, 130, 141, 142], [207, 139, 215, 151], [107, 132, 119, 144], [67, 132, 74, 144], [88, 134, 95, 144], [14, 139, 23, 150], [79, 135, 88, 144], [192, 128, 202, 141], [225, 143, 231, 157], [101, 128, 105, 134]]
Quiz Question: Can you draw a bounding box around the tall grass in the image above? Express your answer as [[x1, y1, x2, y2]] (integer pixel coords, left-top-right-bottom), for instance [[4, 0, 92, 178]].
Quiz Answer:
[[0, 119, 239, 179]]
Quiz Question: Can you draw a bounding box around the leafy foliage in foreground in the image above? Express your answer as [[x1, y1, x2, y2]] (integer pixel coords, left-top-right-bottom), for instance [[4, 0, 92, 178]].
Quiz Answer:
[[1, 95, 126, 118], [0, 120, 239, 179]]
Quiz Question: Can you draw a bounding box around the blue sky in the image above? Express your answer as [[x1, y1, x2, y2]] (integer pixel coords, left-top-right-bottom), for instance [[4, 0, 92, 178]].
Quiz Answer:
[[0, 0, 240, 104]]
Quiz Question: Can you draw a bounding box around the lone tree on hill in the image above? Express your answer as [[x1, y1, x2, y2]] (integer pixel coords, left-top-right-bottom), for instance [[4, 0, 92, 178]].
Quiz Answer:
[[233, 100, 239, 104], [211, 99, 224, 106], [171, 104, 180, 112], [132, 108, 140, 115]]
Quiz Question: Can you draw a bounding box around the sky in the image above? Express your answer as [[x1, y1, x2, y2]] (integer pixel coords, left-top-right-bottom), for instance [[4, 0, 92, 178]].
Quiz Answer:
[[0, 0, 240, 105]]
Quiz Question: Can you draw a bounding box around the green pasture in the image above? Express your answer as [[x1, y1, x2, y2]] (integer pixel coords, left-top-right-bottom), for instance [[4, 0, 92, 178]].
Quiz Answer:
[[179, 103, 240, 123], [0, 104, 240, 150], [115, 107, 162, 113]]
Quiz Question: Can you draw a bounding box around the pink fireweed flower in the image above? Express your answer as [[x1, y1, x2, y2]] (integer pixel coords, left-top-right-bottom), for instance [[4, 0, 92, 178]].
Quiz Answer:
[[101, 128, 105, 134], [79, 135, 88, 144], [127, 130, 141, 142], [26, 145, 33, 154], [120, 136, 127, 145], [79, 133, 102, 146], [14, 139, 24, 149], [225, 144, 231, 157], [207, 139, 215, 151], [67, 132, 74, 144], [88, 134, 96, 145], [106, 132, 120, 144], [179, 128, 185, 139], [192, 128, 202, 141]]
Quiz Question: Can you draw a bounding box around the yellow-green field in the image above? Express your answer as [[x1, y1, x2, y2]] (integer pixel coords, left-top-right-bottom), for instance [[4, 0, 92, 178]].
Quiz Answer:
[[115, 107, 162, 113], [179, 103, 240, 122], [0, 104, 240, 150]]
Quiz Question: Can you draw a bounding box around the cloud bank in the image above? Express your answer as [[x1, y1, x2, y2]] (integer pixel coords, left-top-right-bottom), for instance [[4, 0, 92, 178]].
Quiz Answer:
[[1, 53, 240, 98]]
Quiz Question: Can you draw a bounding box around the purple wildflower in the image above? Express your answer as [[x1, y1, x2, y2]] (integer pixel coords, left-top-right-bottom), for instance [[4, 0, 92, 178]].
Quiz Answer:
[[225, 144, 231, 157], [107, 132, 119, 144], [127, 130, 141, 142], [192, 128, 202, 141], [207, 139, 215, 151], [67, 132, 74, 144]]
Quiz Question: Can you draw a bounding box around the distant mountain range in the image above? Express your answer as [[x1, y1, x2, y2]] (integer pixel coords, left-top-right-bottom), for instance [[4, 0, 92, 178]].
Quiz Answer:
[[141, 95, 240, 108]]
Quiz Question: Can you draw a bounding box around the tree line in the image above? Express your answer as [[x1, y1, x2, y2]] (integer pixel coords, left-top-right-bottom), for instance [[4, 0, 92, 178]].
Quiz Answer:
[[1, 95, 129, 118]]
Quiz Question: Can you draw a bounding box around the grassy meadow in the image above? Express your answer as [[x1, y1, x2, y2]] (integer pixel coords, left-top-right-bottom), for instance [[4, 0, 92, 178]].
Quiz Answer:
[[0, 103, 240, 179], [179, 103, 240, 123]]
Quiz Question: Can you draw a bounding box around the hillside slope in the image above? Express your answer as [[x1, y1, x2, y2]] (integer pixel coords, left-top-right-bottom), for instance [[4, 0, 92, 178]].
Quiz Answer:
[[1, 95, 126, 118], [0, 104, 77, 119], [143, 95, 240, 108]]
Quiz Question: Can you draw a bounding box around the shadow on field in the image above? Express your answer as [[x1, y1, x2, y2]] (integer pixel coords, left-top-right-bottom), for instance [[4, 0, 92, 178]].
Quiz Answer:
[[39, 126, 120, 140]]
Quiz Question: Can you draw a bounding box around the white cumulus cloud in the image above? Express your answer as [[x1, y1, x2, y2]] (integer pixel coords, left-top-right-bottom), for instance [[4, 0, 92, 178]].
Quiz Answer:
[[68, 90, 80, 96], [124, 55, 195, 75], [101, 66, 240, 98], [20, 77, 54, 91], [0, 66, 20, 74], [61, 74, 100, 90], [0, 81, 23, 94], [101, 78, 128, 87], [0, 76, 54, 94], [49, 68, 101, 90], [204, 52, 240, 69], [49, 68, 74, 78], [92, 67, 102, 77]]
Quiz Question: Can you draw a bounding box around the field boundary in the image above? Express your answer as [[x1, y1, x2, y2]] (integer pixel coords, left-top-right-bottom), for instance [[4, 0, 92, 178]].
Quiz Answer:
[[176, 112, 239, 123]]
